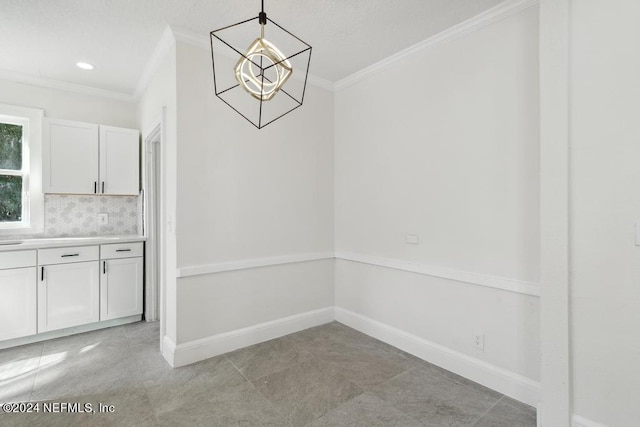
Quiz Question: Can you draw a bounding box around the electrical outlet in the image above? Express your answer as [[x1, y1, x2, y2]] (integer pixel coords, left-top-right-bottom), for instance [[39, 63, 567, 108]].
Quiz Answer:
[[97, 213, 109, 226], [472, 331, 484, 351], [406, 234, 419, 245]]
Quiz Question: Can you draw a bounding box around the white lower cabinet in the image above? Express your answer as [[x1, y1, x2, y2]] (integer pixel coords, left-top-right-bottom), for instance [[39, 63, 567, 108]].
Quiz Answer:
[[38, 261, 100, 333], [0, 266, 37, 341], [0, 240, 144, 346], [0, 250, 37, 341], [101, 257, 143, 320]]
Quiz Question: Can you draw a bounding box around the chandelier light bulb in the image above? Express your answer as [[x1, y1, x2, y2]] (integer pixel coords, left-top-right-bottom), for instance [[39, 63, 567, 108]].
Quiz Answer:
[[234, 38, 292, 101]]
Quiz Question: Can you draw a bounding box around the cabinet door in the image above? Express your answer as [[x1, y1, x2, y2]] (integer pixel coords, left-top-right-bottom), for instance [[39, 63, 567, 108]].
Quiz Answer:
[[43, 118, 99, 194], [38, 261, 100, 333], [100, 257, 143, 321], [0, 267, 37, 341], [99, 126, 139, 195]]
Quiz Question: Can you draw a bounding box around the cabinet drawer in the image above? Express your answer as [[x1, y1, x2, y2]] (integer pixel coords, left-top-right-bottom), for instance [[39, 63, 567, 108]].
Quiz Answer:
[[0, 250, 36, 270], [39, 246, 99, 265], [101, 242, 143, 260]]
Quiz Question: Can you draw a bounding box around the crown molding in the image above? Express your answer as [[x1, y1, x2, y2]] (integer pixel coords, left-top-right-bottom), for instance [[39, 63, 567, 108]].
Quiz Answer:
[[0, 68, 135, 103], [134, 26, 177, 100], [302, 74, 335, 92], [0, 26, 175, 103], [0, 0, 537, 102], [171, 26, 208, 50], [334, 0, 539, 91]]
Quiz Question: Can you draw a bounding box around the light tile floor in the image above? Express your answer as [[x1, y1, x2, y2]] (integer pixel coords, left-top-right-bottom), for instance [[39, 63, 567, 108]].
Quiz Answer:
[[0, 321, 536, 426]]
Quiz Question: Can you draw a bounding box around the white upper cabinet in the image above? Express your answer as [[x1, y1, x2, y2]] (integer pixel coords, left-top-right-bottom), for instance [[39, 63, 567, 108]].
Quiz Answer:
[[43, 118, 99, 194], [100, 126, 140, 195], [43, 118, 139, 195]]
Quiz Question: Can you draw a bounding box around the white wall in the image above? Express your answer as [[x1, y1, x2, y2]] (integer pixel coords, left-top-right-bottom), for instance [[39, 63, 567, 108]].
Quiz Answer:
[[174, 43, 334, 266], [178, 260, 334, 343], [8, 3, 637, 422], [336, 260, 539, 379], [335, 7, 540, 282], [173, 41, 335, 345], [334, 5, 541, 400], [570, 2, 640, 425], [0, 79, 136, 128], [538, 0, 571, 424], [136, 41, 179, 346]]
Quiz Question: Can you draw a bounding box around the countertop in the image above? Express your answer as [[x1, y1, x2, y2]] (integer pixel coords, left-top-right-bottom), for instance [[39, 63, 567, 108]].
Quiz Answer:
[[0, 235, 146, 252]]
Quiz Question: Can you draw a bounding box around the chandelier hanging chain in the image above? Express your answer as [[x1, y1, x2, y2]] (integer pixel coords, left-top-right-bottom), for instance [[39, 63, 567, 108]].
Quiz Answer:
[[259, 0, 267, 26], [259, 0, 266, 41]]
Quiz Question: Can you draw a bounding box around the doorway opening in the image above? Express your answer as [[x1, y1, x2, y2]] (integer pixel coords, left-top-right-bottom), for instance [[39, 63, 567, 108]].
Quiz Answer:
[[141, 108, 165, 351]]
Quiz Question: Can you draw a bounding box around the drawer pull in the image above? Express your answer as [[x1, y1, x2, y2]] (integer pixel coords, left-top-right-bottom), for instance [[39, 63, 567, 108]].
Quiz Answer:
[[41, 266, 45, 282], [115, 249, 132, 252], [61, 253, 80, 258], [103, 261, 107, 274]]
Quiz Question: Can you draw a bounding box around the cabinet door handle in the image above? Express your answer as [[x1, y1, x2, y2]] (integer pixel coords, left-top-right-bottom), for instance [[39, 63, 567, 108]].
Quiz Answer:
[[102, 181, 105, 193], [41, 266, 45, 282], [115, 249, 131, 252], [103, 261, 106, 274], [94, 181, 97, 194], [61, 253, 80, 258]]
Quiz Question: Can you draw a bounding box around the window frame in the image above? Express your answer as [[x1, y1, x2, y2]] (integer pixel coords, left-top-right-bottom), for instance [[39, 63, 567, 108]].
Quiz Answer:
[[0, 104, 44, 235]]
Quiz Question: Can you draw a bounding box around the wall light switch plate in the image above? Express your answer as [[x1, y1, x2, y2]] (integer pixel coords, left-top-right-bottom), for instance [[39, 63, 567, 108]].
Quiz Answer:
[[97, 213, 108, 226], [406, 234, 419, 245], [635, 222, 640, 246]]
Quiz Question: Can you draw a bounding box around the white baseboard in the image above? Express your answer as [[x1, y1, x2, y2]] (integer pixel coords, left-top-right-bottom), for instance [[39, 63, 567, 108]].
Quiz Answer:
[[537, 404, 542, 427], [573, 415, 608, 427], [334, 307, 540, 407], [162, 335, 176, 367], [0, 315, 141, 350], [171, 307, 335, 367], [167, 305, 540, 408]]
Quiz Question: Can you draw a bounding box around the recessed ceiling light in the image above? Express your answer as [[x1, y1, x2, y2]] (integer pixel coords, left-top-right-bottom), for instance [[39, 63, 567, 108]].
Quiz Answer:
[[76, 62, 94, 70]]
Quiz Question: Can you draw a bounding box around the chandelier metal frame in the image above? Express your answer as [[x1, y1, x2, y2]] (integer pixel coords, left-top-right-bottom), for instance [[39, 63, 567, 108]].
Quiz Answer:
[[210, 1, 312, 129]]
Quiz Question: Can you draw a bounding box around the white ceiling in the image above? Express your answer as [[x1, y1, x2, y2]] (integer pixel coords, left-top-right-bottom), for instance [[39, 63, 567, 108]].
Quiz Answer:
[[0, 0, 505, 97]]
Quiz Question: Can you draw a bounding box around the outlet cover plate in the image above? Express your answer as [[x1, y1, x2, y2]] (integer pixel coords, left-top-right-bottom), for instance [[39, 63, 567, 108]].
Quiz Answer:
[[406, 234, 419, 245], [97, 213, 108, 226], [473, 331, 485, 351]]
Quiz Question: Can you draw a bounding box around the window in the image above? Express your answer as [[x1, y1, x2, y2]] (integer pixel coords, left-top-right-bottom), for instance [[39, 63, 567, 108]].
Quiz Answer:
[[0, 104, 44, 234], [0, 120, 27, 224]]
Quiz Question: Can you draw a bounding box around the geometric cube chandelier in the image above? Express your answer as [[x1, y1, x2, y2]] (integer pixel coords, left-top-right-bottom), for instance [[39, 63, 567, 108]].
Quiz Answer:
[[210, 0, 312, 129]]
